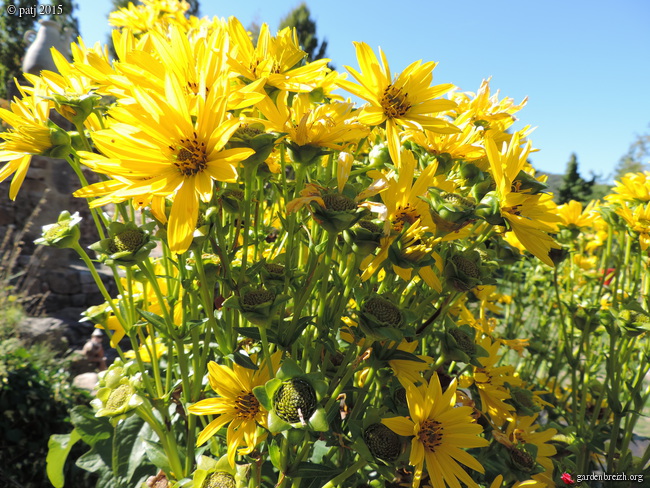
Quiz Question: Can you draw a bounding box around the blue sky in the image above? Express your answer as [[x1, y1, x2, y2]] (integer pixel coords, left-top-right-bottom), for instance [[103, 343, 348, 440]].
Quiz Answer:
[[75, 0, 650, 180]]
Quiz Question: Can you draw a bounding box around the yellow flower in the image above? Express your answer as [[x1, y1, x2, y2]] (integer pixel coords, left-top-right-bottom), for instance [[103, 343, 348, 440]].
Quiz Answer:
[[109, 0, 194, 34], [256, 92, 368, 151], [0, 90, 57, 199], [360, 149, 455, 291], [382, 374, 488, 488], [556, 199, 598, 229], [485, 132, 561, 266], [187, 354, 280, 467], [469, 336, 522, 426], [338, 42, 458, 168], [227, 18, 330, 93], [617, 202, 650, 250], [450, 78, 527, 134], [124, 336, 166, 362], [504, 415, 557, 487], [74, 75, 254, 253], [605, 171, 650, 205]]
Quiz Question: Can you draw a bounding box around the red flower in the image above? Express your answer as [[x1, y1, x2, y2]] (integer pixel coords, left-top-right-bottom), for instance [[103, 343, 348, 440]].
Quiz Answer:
[[561, 472, 575, 485], [603, 268, 616, 286]]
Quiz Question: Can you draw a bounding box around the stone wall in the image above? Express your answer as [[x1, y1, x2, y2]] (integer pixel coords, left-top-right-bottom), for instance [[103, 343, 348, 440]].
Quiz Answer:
[[0, 154, 115, 313]]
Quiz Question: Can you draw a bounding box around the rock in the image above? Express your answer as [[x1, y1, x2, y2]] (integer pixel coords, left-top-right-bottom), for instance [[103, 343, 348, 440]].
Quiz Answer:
[[16, 315, 69, 353], [73, 372, 98, 392]]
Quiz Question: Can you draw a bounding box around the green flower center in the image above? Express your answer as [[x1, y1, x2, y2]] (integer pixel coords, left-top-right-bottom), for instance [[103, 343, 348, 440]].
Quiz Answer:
[[232, 124, 264, 141], [241, 289, 275, 307], [109, 229, 145, 253], [106, 384, 134, 411], [442, 192, 476, 208], [449, 328, 476, 356], [509, 446, 536, 472], [510, 387, 538, 410], [451, 254, 481, 278], [322, 193, 357, 211], [363, 296, 403, 327], [44, 223, 69, 241], [264, 263, 285, 275], [222, 189, 244, 201], [234, 391, 260, 420], [364, 423, 401, 461], [380, 84, 411, 118], [357, 219, 382, 233], [418, 419, 444, 452], [172, 135, 207, 176], [273, 378, 317, 424], [203, 471, 236, 488]]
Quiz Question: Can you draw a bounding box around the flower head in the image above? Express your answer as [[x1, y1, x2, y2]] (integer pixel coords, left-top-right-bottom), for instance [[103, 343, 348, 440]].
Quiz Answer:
[[382, 373, 488, 488], [339, 42, 457, 168], [188, 354, 280, 467], [75, 74, 254, 253]]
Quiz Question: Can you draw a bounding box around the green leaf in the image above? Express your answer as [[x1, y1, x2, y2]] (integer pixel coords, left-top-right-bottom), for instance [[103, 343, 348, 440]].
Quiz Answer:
[[143, 440, 171, 475], [234, 327, 278, 343], [385, 350, 426, 363], [267, 411, 291, 433], [287, 462, 340, 479], [308, 408, 329, 432], [253, 385, 272, 411], [137, 309, 168, 330], [268, 438, 282, 470], [70, 406, 112, 446], [277, 358, 304, 380], [115, 415, 151, 483], [76, 447, 109, 473], [47, 429, 81, 488], [264, 377, 282, 405], [229, 351, 259, 371]]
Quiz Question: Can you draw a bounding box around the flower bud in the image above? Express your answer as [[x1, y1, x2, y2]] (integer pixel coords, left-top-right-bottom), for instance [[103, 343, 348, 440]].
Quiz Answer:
[[508, 446, 537, 473], [364, 423, 402, 461], [509, 386, 541, 416], [91, 360, 143, 423], [513, 170, 548, 194], [273, 378, 318, 424], [89, 221, 156, 267], [287, 142, 329, 166], [228, 124, 278, 169], [444, 250, 483, 292], [310, 192, 367, 234], [220, 189, 245, 215], [51, 93, 101, 125], [424, 188, 476, 237], [369, 143, 390, 167], [475, 191, 505, 226], [202, 471, 236, 488], [35, 211, 81, 249]]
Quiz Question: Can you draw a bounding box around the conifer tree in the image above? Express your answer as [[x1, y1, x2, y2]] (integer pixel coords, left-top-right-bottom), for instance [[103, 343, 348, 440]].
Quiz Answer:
[[278, 3, 328, 62], [557, 153, 594, 204]]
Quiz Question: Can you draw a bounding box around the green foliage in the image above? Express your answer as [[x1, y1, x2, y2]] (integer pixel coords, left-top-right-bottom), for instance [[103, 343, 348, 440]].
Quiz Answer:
[[557, 153, 594, 204], [614, 129, 650, 179], [0, 340, 91, 487], [47, 405, 158, 488], [279, 3, 328, 62], [0, 0, 36, 99]]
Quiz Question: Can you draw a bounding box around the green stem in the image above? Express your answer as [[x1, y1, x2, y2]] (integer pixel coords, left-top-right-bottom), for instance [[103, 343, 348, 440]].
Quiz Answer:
[[321, 458, 367, 488]]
